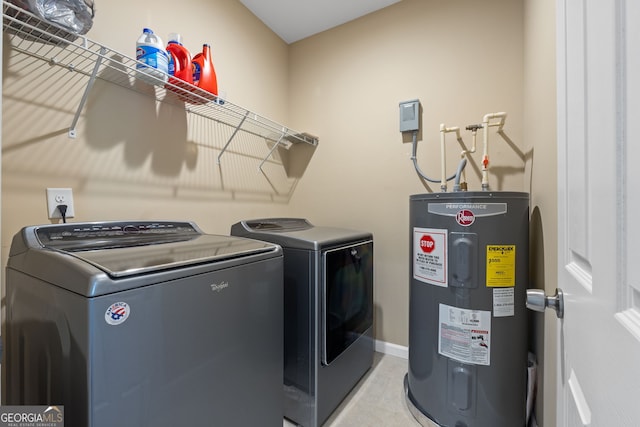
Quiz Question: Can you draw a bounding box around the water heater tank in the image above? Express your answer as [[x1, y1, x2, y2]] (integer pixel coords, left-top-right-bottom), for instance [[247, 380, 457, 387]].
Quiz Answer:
[[405, 191, 529, 427]]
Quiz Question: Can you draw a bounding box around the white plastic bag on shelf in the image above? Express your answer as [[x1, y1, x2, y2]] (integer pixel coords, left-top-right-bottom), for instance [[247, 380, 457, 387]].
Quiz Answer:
[[6, 0, 95, 41]]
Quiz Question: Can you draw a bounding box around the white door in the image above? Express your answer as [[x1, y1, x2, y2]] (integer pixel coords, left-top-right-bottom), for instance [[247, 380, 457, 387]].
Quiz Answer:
[[557, 0, 640, 426]]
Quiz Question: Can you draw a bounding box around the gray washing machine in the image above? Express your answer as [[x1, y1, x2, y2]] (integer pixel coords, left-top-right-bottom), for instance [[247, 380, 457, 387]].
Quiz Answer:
[[3, 221, 284, 427], [231, 218, 374, 427]]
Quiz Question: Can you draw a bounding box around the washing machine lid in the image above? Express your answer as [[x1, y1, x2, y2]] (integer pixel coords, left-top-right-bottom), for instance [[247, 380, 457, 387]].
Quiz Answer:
[[10, 221, 278, 279], [231, 218, 372, 250], [240, 218, 313, 232]]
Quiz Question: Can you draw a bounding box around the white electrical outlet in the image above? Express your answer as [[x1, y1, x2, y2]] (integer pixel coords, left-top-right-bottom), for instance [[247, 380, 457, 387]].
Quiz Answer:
[[46, 188, 75, 220]]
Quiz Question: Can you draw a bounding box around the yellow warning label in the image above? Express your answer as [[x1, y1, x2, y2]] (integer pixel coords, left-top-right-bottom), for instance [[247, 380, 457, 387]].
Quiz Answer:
[[486, 245, 516, 287]]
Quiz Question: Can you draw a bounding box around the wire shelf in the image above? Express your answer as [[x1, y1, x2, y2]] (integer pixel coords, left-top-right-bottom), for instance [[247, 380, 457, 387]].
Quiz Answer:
[[2, 0, 318, 163]]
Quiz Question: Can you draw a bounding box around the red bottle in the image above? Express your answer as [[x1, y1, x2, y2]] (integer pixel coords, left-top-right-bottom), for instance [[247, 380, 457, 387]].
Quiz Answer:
[[191, 44, 218, 103], [165, 34, 193, 99], [166, 35, 193, 84]]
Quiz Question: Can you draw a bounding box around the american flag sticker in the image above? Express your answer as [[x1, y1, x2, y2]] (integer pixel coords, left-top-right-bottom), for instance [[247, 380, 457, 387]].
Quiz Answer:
[[105, 302, 130, 325]]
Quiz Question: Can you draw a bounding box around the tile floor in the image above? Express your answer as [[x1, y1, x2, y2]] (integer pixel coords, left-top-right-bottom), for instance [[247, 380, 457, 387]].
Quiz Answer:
[[283, 352, 419, 427]]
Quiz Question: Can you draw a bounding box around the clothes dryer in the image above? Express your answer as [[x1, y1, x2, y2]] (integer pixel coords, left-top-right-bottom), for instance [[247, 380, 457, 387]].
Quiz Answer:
[[231, 218, 374, 427], [4, 221, 283, 427]]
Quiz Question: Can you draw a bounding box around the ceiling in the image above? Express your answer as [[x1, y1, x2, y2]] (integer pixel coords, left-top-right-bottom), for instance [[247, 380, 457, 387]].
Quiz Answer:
[[239, 0, 402, 44]]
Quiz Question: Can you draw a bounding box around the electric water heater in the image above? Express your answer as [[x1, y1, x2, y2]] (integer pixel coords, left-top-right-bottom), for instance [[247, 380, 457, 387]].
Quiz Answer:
[[405, 191, 529, 427]]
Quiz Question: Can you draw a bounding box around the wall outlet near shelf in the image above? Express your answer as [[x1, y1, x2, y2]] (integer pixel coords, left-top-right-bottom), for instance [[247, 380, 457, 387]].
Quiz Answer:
[[46, 188, 75, 220]]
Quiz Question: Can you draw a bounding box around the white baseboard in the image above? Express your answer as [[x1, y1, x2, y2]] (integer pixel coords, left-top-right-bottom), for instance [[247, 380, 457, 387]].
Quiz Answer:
[[374, 340, 408, 359]]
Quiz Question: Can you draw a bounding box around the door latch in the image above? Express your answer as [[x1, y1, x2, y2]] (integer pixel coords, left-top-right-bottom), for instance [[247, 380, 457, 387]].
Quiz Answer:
[[526, 288, 564, 319]]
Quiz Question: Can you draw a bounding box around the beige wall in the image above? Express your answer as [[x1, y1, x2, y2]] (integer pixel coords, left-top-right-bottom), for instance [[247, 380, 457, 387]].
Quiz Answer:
[[2, 0, 297, 242], [2, 0, 557, 423], [524, 0, 557, 425], [288, 0, 526, 346]]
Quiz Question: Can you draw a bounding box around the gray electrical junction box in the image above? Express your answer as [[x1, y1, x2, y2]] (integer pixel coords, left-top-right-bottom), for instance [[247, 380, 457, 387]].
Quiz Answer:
[[399, 99, 420, 132]]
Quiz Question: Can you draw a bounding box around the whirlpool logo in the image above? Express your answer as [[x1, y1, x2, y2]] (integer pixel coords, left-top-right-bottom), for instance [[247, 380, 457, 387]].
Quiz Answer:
[[210, 281, 229, 292], [0, 405, 64, 426]]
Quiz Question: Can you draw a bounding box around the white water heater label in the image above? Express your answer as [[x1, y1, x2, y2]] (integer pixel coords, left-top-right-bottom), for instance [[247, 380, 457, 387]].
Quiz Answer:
[[493, 287, 515, 317], [413, 227, 447, 287], [438, 304, 491, 366]]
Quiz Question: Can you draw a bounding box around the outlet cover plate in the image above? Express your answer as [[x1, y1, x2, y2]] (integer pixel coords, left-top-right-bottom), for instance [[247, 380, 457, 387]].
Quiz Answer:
[[46, 188, 75, 219]]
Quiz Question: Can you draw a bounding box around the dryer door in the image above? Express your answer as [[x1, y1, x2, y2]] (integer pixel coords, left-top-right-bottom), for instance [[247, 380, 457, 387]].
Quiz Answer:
[[322, 240, 373, 365]]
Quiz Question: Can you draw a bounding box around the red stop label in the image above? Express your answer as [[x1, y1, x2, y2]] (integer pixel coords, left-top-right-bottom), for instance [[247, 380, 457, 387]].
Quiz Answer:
[[420, 235, 435, 253]]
